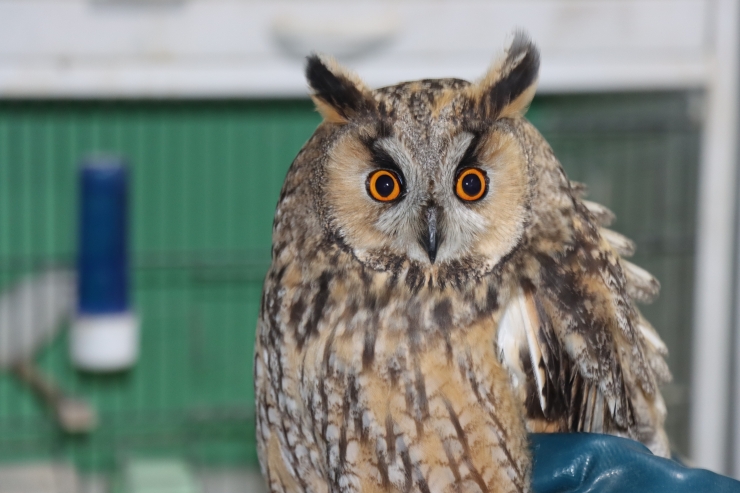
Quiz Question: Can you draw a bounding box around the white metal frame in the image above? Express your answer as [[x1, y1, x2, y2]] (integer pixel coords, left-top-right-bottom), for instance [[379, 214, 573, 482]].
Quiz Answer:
[[0, 0, 738, 476], [695, 0, 740, 476]]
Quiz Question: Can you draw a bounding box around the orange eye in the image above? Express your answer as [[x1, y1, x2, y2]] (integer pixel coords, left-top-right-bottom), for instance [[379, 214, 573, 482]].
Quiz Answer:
[[455, 167, 487, 201], [367, 169, 402, 202]]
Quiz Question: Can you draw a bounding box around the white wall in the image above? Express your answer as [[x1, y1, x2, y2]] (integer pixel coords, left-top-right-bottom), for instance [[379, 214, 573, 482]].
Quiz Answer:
[[0, 0, 709, 97]]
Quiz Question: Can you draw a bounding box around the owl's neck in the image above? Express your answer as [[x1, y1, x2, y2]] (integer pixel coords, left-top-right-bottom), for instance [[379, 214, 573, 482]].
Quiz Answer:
[[265, 240, 517, 359]]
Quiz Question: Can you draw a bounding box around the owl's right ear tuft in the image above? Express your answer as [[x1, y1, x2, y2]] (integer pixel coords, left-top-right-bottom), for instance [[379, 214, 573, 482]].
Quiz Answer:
[[306, 54, 376, 124], [469, 32, 540, 120]]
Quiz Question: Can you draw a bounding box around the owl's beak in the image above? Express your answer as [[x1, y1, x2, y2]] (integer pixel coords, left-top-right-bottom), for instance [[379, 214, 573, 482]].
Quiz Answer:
[[420, 205, 441, 264]]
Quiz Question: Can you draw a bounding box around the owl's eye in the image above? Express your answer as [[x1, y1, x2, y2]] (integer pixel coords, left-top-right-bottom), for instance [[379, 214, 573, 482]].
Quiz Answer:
[[455, 168, 488, 201], [367, 169, 402, 202]]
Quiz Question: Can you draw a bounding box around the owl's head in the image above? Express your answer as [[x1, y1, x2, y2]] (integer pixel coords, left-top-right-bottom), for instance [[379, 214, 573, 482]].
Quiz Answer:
[[306, 33, 539, 278]]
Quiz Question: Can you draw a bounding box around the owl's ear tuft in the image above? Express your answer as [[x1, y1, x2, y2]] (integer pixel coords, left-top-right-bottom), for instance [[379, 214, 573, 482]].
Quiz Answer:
[[306, 54, 376, 124], [470, 32, 540, 120]]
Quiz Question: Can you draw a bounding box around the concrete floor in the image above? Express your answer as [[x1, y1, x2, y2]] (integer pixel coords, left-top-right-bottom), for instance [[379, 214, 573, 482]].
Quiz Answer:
[[0, 463, 267, 493], [197, 469, 267, 493], [80, 469, 268, 493]]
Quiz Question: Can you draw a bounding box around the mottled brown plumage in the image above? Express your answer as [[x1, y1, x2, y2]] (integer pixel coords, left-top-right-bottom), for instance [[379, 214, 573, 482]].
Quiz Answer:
[[254, 33, 670, 493]]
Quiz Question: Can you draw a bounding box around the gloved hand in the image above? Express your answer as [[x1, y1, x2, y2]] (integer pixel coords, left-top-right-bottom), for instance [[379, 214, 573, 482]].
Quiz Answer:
[[530, 433, 740, 493]]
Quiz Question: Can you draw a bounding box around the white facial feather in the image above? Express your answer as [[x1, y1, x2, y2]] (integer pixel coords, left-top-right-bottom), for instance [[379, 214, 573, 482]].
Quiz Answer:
[[435, 132, 489, 263], [370, 131, 497, 265], [373, 137, 428, 263]]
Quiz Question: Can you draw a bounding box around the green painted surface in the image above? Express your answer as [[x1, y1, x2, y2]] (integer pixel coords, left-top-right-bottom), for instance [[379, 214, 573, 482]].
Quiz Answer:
[[0, 100, 320, 471], [0, 93, 699, 470]]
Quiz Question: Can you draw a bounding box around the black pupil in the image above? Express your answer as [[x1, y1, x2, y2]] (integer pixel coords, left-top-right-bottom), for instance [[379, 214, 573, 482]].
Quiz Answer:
[[375, 174, 396, 197], [462, 172, 482, 197]]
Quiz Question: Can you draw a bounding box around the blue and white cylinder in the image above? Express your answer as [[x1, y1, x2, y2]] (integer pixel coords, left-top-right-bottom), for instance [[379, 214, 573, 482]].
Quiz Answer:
[[71, 156, 139, 371]]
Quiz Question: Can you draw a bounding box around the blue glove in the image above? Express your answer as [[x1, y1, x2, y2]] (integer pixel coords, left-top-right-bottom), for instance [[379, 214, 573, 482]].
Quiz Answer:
[[530, 433, 740, 493]]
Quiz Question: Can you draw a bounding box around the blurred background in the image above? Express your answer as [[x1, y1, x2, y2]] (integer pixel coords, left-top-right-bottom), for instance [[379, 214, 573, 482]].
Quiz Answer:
[[0, 1, 739, 492]]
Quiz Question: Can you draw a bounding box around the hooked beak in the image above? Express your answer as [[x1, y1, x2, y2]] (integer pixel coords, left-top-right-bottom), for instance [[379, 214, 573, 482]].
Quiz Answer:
[[419, 205, 442, 264]]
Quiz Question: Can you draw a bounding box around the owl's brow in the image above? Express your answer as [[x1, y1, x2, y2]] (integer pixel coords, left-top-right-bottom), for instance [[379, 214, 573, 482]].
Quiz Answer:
[[376, 118, 394, 139], [359, 121, 406, 174], [455, 133, 482, 171], [363, 138, 404, 178], [461, 120, 490, 135]]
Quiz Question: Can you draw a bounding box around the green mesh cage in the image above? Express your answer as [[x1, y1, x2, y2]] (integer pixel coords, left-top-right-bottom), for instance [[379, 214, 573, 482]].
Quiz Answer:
[[0, 93, 699, 471]]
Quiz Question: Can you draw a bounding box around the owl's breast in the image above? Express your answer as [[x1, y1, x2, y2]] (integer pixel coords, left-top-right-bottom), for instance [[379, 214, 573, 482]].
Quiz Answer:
[[256, 255, 531, 493]]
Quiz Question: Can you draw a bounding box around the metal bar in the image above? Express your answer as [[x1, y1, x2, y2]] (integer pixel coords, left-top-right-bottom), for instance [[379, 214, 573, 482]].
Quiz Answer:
[[691, 0, 740, 475]]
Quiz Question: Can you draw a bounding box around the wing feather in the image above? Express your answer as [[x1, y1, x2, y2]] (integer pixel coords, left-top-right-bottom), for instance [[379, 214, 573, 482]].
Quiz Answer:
[[600, 228, 636, 257], [582, 200, 615, 226], [622, 260, 660, 304], [636, 315, 672, 384], [498, 286, 624, 435], [497, 197, 671, 457], [570, 181, 589, 199]]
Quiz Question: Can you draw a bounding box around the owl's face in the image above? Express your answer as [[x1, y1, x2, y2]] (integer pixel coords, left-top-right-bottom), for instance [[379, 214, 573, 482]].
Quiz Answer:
[[307, 34, 539, 276]]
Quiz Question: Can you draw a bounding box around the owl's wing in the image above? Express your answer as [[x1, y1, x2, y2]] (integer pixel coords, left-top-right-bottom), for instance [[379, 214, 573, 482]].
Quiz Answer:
[[497, 199, 672, 457]]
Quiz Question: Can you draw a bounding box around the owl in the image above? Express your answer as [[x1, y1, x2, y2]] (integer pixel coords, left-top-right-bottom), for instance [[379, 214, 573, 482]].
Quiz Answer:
[[254, 33, 671, 493]]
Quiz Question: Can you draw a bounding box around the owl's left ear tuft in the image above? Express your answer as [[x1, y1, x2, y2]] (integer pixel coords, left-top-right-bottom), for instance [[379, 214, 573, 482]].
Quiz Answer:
[[306, 54, 377, 124], [470, 31, 540, 120]]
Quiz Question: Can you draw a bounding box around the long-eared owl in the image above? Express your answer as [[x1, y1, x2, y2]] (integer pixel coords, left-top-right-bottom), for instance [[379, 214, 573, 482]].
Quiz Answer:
[[254, 33, 671, 493]]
